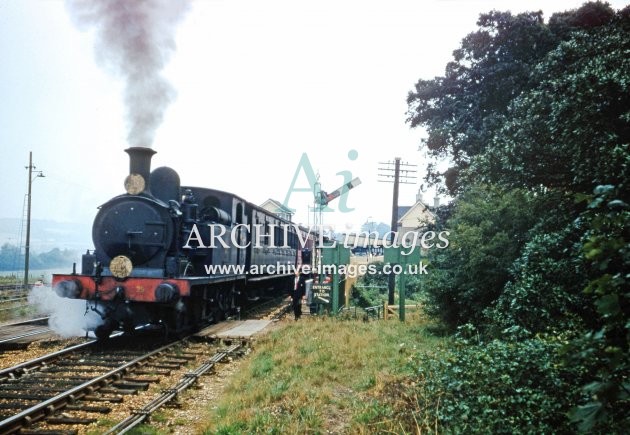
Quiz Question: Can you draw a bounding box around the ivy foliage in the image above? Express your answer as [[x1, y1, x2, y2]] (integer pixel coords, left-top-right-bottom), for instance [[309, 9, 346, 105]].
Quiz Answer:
[[564, 186, 629, 432], [406, 329, 586, 434]]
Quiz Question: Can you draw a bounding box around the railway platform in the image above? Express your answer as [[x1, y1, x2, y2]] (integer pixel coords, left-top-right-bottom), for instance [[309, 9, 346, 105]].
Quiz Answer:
[[195, 319, 273, 340]]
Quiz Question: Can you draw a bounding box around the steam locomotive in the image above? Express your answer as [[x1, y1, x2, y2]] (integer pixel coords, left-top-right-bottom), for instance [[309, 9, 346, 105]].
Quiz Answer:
[[52, 147, 313, 339]]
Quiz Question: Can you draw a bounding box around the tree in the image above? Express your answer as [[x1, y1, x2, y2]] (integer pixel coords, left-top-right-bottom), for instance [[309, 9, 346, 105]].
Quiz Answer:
[[404, 3, 629, 431], [422, 185, 540, 329], [485, 223, 591, 334], [469, 16, 630, 195], [0, 243, 22, 271], [359, 221, 390, 239], [0, 244, 78, 271], [406, 2, 619, 195]]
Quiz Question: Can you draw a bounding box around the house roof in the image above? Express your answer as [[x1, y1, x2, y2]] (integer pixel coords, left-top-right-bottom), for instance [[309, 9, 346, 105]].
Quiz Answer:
[[397, 201, 435, 226], [397, 206, 412, 222], [260, 198, 292, 214]]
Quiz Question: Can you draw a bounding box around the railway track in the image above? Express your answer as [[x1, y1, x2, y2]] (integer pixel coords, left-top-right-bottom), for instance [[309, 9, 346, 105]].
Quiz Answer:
[[0, 318, 52, 348], [0, 317, 49, 328], [242, 296, 291, 320], [0, 295, 289, 434], [105, 342, 242, 434], [0, 285, 27, 293], [0, 286, 35, 319], [0, 330, 246, 434], [0, 285, 31, 302]]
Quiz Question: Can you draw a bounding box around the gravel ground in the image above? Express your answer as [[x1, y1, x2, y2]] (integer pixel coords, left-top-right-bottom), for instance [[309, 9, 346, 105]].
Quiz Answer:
[[0, 336, 89, 370], [0, 310, 283, 433], [148, 354, 247, 434]]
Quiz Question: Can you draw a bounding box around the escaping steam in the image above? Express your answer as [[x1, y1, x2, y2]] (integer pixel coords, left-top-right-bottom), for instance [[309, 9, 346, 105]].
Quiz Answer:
[[66, 0, 191, 147], [28, 285, 103, 338]]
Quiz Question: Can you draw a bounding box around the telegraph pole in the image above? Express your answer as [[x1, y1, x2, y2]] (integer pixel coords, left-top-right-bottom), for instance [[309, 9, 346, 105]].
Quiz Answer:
[[378, 158, 417, 305], [23, 152, 44, 290]]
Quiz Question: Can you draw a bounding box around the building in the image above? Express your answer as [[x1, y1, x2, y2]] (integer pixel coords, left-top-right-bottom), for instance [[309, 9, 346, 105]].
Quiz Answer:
[[397, 189, 438, 245], [259, 198, 293, 221]]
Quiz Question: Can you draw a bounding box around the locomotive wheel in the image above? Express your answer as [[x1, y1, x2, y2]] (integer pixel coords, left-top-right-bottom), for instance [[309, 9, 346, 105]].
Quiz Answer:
[[211, 287, 234, 322]]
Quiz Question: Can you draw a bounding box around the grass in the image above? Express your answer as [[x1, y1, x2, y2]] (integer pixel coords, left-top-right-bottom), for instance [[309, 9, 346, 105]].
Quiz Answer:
[[0, 274, 43, 322], [0, 303, 37, 323], [200, 315, 446, 434], [0, 275, 20, 285]]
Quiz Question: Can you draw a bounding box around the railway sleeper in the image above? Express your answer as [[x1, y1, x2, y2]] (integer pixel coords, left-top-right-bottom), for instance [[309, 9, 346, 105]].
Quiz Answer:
[[55, 360, 130, 368], [65, 404, 111, 413], [0, 386, 74, 393], [0, 379, 81, 387], [0, 403, 29, 410], [0, 342, 31, 351], [145, 363, 181, 369], [19, 430, 78, 435], [98, 387, 138, 395], [0, 392, 52, 400], [123, 376, 161, 383], [112, 380, 150, 390], [130, 368, 171, 375], [161, 358, 191, 364], [176, 352, 202, 359], [46, 415, 97, 425], [40, 367, 109, 373], [83, 395, 124, 403]]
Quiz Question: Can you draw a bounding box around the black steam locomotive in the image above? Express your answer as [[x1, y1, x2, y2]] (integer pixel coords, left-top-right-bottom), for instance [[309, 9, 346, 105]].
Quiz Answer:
[[53, 147, 313, 339]]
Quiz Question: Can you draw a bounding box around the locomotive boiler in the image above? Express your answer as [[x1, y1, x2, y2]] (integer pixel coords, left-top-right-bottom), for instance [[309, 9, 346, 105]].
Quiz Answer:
[[53, 147, 313, 339]]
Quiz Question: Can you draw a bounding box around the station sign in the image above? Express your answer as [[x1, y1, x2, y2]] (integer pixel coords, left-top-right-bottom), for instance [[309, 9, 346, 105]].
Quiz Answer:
[[312, 283, 332, 304]]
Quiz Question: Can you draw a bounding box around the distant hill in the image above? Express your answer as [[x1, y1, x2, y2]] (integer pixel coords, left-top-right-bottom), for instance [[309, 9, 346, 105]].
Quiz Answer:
[[0, 218, 92, 252]]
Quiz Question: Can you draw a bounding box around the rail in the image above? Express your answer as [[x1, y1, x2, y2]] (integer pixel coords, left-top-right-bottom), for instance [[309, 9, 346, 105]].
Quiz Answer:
[[106, 343, 243, 434], [0, 338, 96, 382], [0, 337, 175, 434]]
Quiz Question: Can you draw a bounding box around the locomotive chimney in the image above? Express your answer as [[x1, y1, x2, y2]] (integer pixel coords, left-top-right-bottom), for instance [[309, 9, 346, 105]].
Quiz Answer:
[[125, 147, 156, 195]]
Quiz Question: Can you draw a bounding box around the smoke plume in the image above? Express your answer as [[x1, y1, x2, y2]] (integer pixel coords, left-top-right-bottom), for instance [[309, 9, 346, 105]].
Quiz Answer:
[[66, 0, 190, 147], [28, 285, 104, 338]]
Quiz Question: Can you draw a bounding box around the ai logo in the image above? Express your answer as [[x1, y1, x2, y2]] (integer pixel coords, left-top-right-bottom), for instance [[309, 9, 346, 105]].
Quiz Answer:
[[282, 150, 360, 213]]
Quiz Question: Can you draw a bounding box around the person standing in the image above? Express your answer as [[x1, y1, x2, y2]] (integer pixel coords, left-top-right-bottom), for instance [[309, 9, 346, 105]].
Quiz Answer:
[[291, 266, 306, 320]]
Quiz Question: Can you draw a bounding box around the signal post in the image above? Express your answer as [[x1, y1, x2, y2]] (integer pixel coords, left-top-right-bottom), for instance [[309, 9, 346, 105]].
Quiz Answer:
[[384, 245, 422, 321]]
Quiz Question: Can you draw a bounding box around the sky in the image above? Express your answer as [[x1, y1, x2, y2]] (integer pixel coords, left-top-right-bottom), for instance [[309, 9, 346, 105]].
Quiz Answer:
[[1, 0, 627, 250]]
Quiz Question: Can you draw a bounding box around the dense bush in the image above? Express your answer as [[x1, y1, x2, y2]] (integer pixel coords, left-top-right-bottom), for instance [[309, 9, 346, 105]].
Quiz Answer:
[[421, 186, 540, 329], [405, 330, 586, 433], [402, 3, 629, 432], [485, 225, 590, 335], [564, 186, 630, 433]]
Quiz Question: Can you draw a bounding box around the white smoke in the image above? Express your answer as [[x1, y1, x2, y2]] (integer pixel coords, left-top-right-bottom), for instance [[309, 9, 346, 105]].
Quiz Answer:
[[66, 0, 191, 147], [28, 285, 104, 338]]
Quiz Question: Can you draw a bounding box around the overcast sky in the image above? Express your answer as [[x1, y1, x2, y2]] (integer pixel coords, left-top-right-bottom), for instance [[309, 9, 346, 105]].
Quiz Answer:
[[1, 0, 627, 248]]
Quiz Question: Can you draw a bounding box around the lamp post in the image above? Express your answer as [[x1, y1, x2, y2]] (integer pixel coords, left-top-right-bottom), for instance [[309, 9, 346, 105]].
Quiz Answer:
[[23, 151, 44, 290]]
